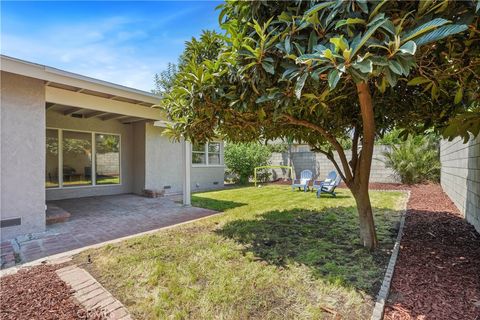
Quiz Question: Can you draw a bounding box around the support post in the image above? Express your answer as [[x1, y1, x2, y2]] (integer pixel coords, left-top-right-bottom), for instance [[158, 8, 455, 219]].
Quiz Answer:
[[182, 138, 191, 206]]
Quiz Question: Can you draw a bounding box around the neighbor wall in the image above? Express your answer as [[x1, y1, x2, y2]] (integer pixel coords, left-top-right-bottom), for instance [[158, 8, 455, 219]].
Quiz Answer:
[[1, 72, 46, 239], [270, 145, 400, 183], [440, 136, 480, 233]]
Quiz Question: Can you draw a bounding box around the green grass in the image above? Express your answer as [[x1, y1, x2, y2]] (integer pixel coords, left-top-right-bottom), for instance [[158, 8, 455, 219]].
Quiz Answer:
[[76, 185, 406, 320]]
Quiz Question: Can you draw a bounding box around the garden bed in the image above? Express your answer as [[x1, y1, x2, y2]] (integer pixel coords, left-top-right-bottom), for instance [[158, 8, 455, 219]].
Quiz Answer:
[[75, 185, 406, 319], [0, 263, 104, 320], [384, 184, 480, 319]]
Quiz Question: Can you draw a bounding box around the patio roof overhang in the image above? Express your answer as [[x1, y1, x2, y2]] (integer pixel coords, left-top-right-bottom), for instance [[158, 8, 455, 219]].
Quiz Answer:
[[1, 55, 165, 123]]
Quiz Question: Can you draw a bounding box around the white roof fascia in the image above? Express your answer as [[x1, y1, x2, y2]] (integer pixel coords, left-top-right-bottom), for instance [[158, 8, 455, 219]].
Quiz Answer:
[[0, 55, 160, 105]]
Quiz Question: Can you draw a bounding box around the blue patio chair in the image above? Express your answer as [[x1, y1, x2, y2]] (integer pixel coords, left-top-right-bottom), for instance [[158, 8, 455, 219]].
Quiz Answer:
[[291, 170, 313, 192], [313, 171, 342, 198]]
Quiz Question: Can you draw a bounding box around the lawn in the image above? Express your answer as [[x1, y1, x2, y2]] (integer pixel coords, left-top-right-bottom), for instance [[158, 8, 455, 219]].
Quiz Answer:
[[76, 185, 406, 320]]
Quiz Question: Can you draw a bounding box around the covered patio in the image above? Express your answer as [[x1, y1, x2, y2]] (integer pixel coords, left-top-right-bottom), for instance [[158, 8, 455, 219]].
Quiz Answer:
[[10, 194, 216, 264]]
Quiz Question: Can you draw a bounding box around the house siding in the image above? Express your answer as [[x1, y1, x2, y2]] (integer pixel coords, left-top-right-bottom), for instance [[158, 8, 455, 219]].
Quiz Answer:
[[1, 72, 46, 239], [144, 123, 184, 194], [440, 136, 480, 233], [132, 122, 146, 195], [191, 166, 225, 192]]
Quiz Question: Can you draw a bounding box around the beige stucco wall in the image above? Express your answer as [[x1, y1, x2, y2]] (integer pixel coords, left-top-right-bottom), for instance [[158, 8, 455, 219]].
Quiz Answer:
[[132, 122, 146, 195], [1, 72, 46, 239], [144, 123, 184, 194], [45, 110, 135, 200], [191, 166, 225, 192], [144, 124, 225, 194]]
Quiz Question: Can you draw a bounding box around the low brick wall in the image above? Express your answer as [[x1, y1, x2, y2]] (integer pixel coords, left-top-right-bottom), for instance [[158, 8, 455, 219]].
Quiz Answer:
[[440, 135, 480, 233], [269, 145, 400, 183]]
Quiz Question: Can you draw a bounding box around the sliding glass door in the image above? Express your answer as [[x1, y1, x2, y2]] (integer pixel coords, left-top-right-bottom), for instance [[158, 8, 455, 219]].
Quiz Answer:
[[46, 128, 121, 188], [62, 130, 92, 186]]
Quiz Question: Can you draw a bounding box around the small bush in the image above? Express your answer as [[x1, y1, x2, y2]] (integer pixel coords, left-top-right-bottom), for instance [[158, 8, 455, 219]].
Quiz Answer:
[[383, 134, 440, 184], [224, 143, 271, 184], [377, 129, 405, 146]]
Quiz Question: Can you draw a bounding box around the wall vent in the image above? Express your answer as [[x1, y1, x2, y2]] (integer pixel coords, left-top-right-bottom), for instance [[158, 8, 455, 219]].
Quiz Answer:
[[163, 185, 171, 189], [213, 181, 219, 185], [0, 218, 21, 228]]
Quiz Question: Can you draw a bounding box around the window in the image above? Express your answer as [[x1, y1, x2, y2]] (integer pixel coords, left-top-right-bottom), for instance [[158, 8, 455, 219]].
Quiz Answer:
[[192, 142, 222, 166], [62, 131, 92, 186], [192, 143, 206, 164], [46, 129, 59, 188], [45, 129, 121, 188], [95, 134, 120, 185], [208, 142, 221, 165]]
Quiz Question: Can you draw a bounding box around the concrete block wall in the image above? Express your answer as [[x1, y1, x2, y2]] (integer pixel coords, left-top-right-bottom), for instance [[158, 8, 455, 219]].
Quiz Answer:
[[440, 136, 480, 233], [269, 145, 400, 183]]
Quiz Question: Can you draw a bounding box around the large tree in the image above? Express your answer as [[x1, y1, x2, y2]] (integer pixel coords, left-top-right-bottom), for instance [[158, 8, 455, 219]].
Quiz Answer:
[[163, 1, 479, 249]]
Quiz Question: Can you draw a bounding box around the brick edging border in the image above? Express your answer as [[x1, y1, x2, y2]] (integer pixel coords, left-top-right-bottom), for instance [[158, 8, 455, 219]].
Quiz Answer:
[[371, 190, 410, 320], [56, 265, 132, 319]]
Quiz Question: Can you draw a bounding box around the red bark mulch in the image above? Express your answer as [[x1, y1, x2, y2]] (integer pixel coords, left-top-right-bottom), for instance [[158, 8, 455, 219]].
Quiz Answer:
[[383, 183, 480, 320], [0, 264, 104, 320]]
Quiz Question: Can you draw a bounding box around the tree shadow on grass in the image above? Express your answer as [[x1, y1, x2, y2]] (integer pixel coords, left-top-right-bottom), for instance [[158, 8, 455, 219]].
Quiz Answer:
[[216, 206, 402, 295], [191, 195, 247, 212]]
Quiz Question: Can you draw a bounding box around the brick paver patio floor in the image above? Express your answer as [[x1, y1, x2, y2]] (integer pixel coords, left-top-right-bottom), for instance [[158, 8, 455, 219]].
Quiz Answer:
[[3, 194, 216, 266]]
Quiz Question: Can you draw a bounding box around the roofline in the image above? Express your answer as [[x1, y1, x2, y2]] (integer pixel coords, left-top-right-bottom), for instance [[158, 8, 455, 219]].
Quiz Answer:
[[0, 55, 160, 105]]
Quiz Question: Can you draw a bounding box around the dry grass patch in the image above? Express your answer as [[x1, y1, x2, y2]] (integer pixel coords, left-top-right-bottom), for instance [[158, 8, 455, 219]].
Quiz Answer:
[[76, 186, 406, 319]]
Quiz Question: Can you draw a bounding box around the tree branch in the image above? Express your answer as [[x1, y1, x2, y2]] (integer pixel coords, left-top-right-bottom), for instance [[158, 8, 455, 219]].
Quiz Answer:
[[317, 148, 347, 183], [350, 124, 360, 172], [283, 114, 353, 182]]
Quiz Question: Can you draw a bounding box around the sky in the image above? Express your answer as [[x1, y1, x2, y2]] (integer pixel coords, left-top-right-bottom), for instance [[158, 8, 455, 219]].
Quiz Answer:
[[1, 1, 221, 91]]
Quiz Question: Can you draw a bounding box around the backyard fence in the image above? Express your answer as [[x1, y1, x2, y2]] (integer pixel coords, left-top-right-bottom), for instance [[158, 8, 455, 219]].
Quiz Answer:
[[269, 145, 400, 184]]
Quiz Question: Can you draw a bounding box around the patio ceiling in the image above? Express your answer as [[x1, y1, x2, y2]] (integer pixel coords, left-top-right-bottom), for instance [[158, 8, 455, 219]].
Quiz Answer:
[[2, 55, 164, 124], [46, 102, 148, 124], [46, 81, 155, 107]]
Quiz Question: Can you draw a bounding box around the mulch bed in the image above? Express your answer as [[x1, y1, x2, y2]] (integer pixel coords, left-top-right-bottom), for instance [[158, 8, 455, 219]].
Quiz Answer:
[[382, 183, 480, 320], [0, 264, 105, 320]]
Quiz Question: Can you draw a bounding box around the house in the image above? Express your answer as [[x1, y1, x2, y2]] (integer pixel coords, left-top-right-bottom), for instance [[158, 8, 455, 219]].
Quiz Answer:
[[0, 55, 225, 240]]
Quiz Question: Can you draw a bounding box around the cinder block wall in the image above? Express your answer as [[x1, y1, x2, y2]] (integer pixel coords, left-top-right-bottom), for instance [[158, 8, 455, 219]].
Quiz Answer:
[[269, 145, 400, 183], [440, 136, 480, 233]]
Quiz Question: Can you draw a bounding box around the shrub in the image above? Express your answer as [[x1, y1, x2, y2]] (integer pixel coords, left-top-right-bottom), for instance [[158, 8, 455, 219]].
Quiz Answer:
[[377, 129, 405, 146], [383, 134, 440, 184], [224, 143, 271, 184]]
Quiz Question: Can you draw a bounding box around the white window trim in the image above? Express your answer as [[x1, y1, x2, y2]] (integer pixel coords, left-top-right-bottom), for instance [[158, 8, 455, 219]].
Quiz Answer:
[[46, 127, 122, 189], [191, 141, 224, 168]]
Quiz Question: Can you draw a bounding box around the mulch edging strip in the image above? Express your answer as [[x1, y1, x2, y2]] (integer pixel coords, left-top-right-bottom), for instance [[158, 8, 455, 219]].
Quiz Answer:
[[371, 191, 410, 320], [384, 184, 480, 319], [0, 263, 90, 320]]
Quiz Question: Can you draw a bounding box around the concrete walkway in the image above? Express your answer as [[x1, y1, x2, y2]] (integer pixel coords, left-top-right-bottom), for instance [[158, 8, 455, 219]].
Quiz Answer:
[[2, 194, 216, 267]]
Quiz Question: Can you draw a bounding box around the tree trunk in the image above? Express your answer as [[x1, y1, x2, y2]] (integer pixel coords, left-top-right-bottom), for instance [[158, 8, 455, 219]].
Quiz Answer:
[[351, 185, 378, 249], [354, 81, 378, 250]]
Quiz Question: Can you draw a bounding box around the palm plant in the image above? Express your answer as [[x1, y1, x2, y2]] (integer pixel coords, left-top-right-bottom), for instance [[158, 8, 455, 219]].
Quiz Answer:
[[383, 135, 440, 184]]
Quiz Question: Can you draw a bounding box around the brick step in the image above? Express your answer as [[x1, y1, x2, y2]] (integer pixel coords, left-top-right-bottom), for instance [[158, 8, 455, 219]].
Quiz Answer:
[[46, 204, 71, 225]]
